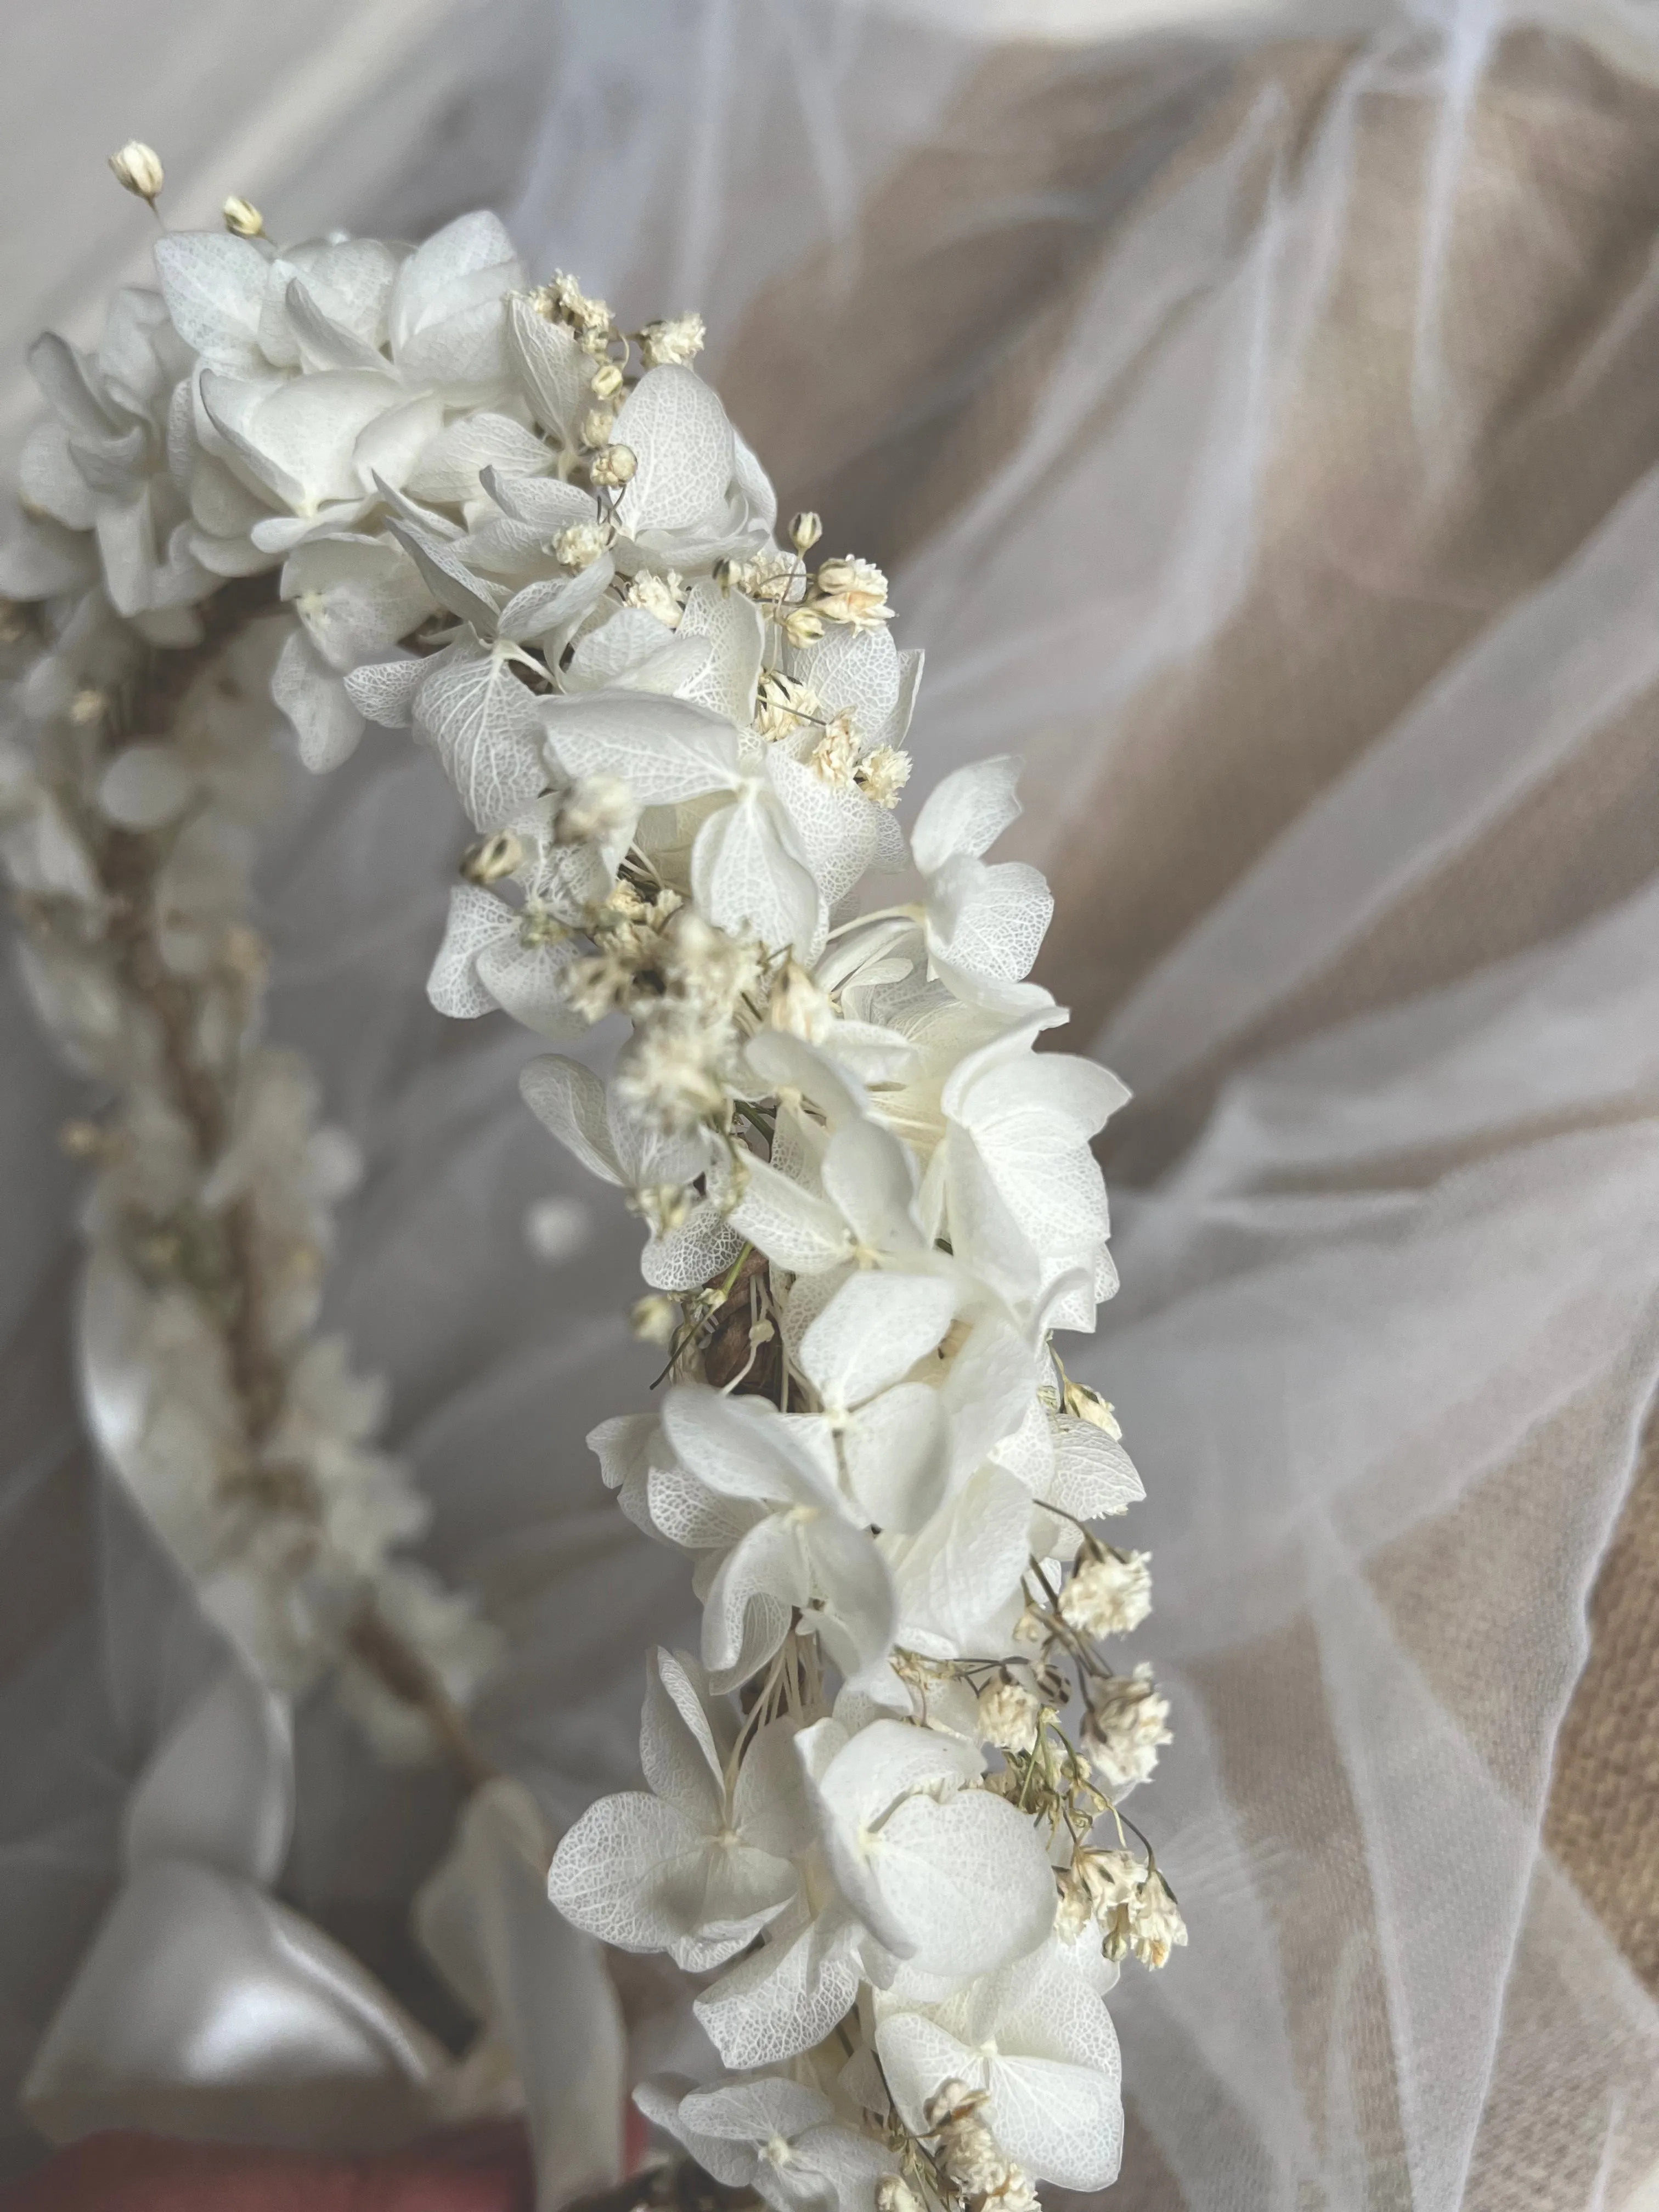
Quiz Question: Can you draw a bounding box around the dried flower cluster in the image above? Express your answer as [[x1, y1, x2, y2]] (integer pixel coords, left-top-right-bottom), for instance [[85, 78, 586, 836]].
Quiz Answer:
[[3, 185, 1183, 2202], [1, 211, 500, 1762]]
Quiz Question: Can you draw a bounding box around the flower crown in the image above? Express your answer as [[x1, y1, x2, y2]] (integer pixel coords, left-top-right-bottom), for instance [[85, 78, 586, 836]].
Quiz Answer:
[[3, 153, 1181, 2205]]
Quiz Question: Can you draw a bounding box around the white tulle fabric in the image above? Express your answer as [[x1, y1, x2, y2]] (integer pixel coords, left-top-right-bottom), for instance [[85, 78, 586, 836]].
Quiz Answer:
[[4, 0, 1659, 2207]]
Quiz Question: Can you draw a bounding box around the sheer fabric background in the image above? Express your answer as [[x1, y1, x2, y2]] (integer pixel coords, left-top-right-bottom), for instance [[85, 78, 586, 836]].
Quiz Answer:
[[2, 2, 1658, 2207]]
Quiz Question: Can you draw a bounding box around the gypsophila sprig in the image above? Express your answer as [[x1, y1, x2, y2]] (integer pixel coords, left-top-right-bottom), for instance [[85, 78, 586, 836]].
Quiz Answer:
[[4, 193, 1181, 2203]]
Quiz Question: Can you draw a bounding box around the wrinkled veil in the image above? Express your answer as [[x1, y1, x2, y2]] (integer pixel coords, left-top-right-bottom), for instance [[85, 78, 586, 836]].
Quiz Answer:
[[3, 2, 1658, 2207]]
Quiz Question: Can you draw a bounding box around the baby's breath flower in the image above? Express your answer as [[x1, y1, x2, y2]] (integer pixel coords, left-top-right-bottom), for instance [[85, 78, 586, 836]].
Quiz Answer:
[[109, 142, 164, 205], [617, 1009, 730, 1133], [1059, 1550, 1152, 1637], [855, 745, 911, 808], [1063, 1378, 1122, 1436], [590, 444, 637, 490], [589, 360, 624, 401], [754, 671, 818, 740], [810, 715, 861, 791], [582, 407, 616, 449], [783, 607, 825, 648], [814, 556, 892, 630], [978, 1677, 1041, 1754], [1090, 1854, 1187, 1970], [1083, 1660, 1172, 1791], [745, 551, 807, 608], [624, 569, 686, 627], [640, 313, 706, 368], [554, 776, 633, 847], [789, 510, 823, 554], [875, 2179, 922, 2212], [660, 910, 760, 1019], [222, 196, 264, 238], [544, 272, 612, 338], [555, 521, 612, 571]]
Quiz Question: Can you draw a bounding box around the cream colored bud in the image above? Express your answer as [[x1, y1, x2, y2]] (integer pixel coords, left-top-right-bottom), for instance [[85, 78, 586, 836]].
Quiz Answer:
[[109, 142, 164, 204], [222, 195, 264, 238], [589, 444, 637, 489], [69, 687, 107, 727], [582, 407, 616, 449], [555, 521, 611, 572], [461, 830, 523, 884], [1063, 1378, 1122, 1436], [630, 1294, 679, 1345], [783, 607, 825, 648], [789, 510, 823, 554], [640, 312, 706, 368], [876, 2181, 922, 2212], [589, 360, 624, 400]]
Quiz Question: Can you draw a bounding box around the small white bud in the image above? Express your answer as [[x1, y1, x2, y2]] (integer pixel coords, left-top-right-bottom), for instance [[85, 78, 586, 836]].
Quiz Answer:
[[554, 521, 611, 572], [589, 360, 624, 400], [1064, 1378, 1122, 1436], [783, 607, 825, 648], [876, 2181, 922, 2212], [222, 195, 264, 238], [789, 510, 823, 554], [109, 142, 164, 205], [582, 406, 616, 449]]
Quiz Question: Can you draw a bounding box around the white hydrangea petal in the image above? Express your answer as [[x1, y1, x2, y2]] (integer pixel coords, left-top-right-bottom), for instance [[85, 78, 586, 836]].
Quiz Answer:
[[928, 856, 1053, 986], [869, 1789, 1055, 1979], [545, 1791, 710, 1952], [344, 650, 438, 728], [733, 1718, 816, 1860], [282, 534, 431, 672], [642, 1201, 744, 1294], [703, 1518, 803, 1688], [799, 1271, 956, 1413], [640, 1648, 725, 1827], [482, 466, 597, 533], [887, 1466, 1033, 1659], [635, 2078, 760, 2189], [765, 753, 883, 913], [614, 366, 736, 534], [727, 1155, 855, 1277], [284, 278, 387, 374], [542, 690, 741, 806], [415, 645, 548, 830], [20, 420, 95, 531], [505, 296, 591, 441], [819, 1121, 924, 1260], [695, 1915, 862, 2069], [746, 1032, 870, 1130], [680, 2080, 833, 2150], [475, 932, 586, 1039], [272, 624, 365, 773], [385, 519, 503, 633], [676, 578, 764, 724], [519, 1056, 623, 1184], [647, 1463, 764, 1554], [840, 1385, 948, 1534], [407, 413, 551, 506], [801, 1516, 898, 1691], [911, 757, 1023, 876], [876, 649, 925, 753], [692, 785, 822, 954], [662, 1387, 832, 1509], [874, 2010, 975, 2136], [589, 1413, 658, 1494], [1047, 1415, 1143, 1521], [426, 883, 515, 1017], [154, 233, 270, 373]]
